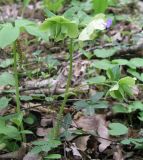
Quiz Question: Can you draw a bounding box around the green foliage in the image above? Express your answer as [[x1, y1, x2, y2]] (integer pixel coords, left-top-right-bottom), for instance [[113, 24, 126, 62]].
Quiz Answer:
[[31, 139, 61, 154], [40, 16, 79, 41], [78, 14, 107, 41], [64, 6, 92, 26], [121, 138, 143, 149], [108, 123, 128, 136], [94, 47, 118, 58], [0, 23, 19, 48], [43, 0, 64, 13], [109, 76, 136, 99], [86, 76, 106, 85], [0, 19, 48, 49], [91, 59, 116, 70], [106, 65, 120, 81], [0, 97, 10, 110], [92, 0, 108, 14], [0, 72, 15, 86], [74, 92, 107, 115], [112, 101, 143, 114], [45, 154, 61, 159], [23, 0, 31, 7], [0, 58, 13, 68]]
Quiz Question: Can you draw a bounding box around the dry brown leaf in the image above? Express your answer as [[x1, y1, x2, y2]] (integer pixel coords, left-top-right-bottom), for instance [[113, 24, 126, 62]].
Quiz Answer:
[[23, 152, 42, 160], [75, 115, 111, 152], [96, 115, 111, 152], [73, 136, 90, 151], [71, 143, 82, 158], [113, 145, 124, 160], [36, 128, 51, 137], [0, 143, 26, 160]]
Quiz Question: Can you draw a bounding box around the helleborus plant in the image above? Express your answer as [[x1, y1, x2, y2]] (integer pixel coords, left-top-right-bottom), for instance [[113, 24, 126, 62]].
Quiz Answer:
[[40, 16, 78, 139], [108, 76, 136, 99], [0, 19, 47, 142], [40, 16, 78, 41], [78, 14, 112, 41]]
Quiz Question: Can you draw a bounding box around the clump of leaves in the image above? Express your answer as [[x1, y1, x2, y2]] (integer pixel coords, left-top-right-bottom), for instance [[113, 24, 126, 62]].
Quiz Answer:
[[109, 76, 136, 99], [40, 16, 78, 41], [43, 0, 64, 13], [40, 15, 79, 139]]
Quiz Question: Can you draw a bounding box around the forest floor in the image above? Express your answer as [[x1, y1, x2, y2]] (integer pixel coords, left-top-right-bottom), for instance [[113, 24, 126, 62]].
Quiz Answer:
[[1, 0, 143, 160]]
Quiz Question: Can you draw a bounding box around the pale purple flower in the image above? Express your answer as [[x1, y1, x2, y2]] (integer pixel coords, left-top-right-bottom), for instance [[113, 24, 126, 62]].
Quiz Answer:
[[106, 19, 112, 29]]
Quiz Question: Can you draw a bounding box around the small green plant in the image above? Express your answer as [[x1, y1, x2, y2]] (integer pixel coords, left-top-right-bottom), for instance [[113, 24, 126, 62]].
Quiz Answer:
[[40, 16, 78, 139], [0, 19, 47, 142]]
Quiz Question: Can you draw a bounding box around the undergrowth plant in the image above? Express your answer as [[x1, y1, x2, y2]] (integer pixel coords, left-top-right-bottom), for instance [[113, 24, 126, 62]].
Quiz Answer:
[[40, 16, 79, 139], [0, 19, 48, 143], [39, 14, 112, 139]]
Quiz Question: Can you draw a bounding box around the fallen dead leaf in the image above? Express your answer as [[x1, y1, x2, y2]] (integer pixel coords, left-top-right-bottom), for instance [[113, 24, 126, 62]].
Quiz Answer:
[[75, 114, 111, 152], [73, 136, 90, 151], [71, 143, 82, 159], [36, 128, 51, 137], [23, 152, 42, 160], [113, 145, 124, 160]]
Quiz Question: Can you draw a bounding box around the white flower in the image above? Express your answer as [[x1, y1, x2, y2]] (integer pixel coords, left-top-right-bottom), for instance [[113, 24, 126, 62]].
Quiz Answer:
[[79, 18, 106, 41]]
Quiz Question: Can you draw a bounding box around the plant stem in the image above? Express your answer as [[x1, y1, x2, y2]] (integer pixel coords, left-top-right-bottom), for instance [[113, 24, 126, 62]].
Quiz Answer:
[[53, 39, 73, 139], [13, 41, 26, 142]]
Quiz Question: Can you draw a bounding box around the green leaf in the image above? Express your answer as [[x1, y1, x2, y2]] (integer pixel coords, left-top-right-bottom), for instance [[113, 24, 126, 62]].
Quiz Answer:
[[109, 76, 136, 99], [24, 113, 36, 125], [23, 0, 31, 7], [112, 59, 129, 65], [45, 154, 61, 159], [78, 14, 106, 41], [20, 95, 33, 101], [129, 58, 143, 68], [138, 111, 143, 121], [0, 23, 19, 48], [86, 76, 106, 84], [43, 0, 64, 12], [121, 138, 143, 149], [11, 112, 23, 127], [128, 101, 143, 112], [127, 69, 143, 82], [112, 104, 129, 113], [63, 113, 72, 130], [119, 76, 136, 86], [74, 100, 89, 110], [91, 59, 115, 70], [0, 125, 20, 139], [106, 65, 120, 81], [108, 123, 128, 136], [0, 72, 15, 86], [0, 97, 10, 110], [40, 16, 78, 41], [92, 0, 108, 14], [0, 58, 13, 68], [94, 47, 117, 58], [90, 92, 104, 102]]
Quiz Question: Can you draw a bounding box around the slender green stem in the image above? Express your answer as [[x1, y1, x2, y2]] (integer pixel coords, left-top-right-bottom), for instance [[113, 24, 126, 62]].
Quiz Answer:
[[13, 41, 26, 142], [53, 39, 73, 139]]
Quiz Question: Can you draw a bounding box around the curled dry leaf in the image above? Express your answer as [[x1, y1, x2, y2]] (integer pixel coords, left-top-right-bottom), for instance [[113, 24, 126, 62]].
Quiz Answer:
[[71, 143, 82, 158], [113, 145, 124, 160], [73, 136, 90, 151], [75, 114, 111, 152], [36, 127, 51, 137]]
